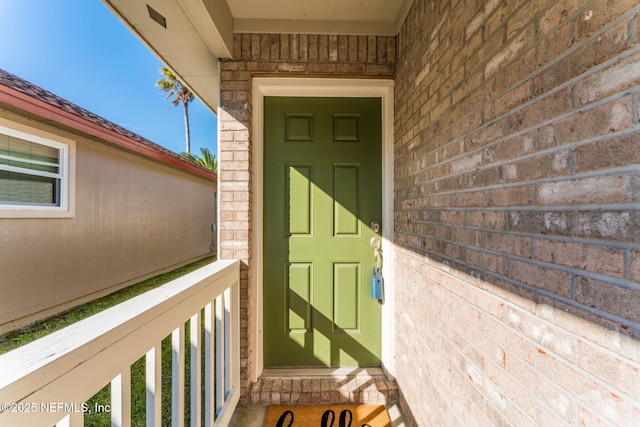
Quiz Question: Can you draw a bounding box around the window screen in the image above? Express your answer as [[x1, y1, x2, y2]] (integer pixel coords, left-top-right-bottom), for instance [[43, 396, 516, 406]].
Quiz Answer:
[[0, 127, 65, 207]]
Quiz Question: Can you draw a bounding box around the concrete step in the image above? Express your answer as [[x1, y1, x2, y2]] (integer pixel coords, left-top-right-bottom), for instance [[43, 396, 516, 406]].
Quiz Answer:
[[248, 368, 399, 405]]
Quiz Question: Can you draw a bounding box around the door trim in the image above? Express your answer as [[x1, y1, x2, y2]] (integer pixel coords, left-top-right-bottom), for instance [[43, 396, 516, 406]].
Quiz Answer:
[[251, 78, 395, 381]]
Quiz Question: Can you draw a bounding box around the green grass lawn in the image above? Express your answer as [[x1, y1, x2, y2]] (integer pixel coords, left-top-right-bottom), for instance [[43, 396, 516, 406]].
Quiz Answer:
[[0, 255, 216, 426]]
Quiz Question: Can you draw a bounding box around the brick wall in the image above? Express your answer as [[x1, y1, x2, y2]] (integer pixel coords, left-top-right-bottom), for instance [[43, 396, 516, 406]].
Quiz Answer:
[[395, 0, 640, 425], [218, 33, 395, 395]]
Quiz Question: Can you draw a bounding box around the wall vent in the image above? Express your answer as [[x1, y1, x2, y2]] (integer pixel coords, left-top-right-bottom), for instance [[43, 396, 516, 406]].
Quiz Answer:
[[146, 4, 167, 28]]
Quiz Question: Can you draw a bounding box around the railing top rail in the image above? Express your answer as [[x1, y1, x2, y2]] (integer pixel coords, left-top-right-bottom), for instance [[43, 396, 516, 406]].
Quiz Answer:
[[0, 259, 240, 404]]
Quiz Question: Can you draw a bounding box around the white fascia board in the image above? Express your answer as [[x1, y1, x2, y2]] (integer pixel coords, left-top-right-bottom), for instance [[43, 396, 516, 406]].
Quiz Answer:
[[176, 0, 234, 58]]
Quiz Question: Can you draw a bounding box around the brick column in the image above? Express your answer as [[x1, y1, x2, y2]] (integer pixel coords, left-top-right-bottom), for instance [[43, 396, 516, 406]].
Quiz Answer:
[[218, 61, 253, 394]]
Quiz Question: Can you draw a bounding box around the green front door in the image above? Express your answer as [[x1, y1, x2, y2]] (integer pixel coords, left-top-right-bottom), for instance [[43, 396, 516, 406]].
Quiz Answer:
[[264, 96, 382, 367]]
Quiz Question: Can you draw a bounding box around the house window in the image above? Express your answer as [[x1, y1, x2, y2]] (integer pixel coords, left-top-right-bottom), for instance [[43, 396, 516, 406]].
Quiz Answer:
[[0, 123, 72, 216]]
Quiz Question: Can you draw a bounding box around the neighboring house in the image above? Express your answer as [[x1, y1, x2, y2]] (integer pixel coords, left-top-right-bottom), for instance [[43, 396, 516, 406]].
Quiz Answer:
[[7, 0, 634, 425], [0, 69, 217, 334]]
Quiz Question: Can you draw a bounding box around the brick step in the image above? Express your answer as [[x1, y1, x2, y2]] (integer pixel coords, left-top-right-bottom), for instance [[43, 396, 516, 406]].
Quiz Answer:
[[248, 369, 399, 405]]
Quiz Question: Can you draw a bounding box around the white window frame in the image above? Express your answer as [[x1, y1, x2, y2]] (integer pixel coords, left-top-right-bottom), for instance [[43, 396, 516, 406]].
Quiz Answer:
[[0, 119, 75, 218]]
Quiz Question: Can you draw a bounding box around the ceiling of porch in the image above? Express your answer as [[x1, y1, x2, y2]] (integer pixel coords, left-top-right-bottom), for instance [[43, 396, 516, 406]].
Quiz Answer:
[[228, 0, 414, 36], [102, 0, 413, 113]]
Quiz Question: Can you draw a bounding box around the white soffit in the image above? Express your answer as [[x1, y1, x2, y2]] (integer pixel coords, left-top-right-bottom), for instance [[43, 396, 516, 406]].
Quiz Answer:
[[102, 0, 232, 113], [230, 0, 415, 36]]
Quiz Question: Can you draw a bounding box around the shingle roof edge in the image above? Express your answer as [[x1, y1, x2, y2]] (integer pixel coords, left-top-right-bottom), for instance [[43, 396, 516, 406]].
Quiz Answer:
[[0, 69, 216, 182]]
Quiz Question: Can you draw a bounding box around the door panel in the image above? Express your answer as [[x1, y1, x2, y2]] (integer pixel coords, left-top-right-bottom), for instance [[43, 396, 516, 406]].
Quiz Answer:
[[264, 96, 382, 367], [333, 262, 361, 331], [287, 262, 312, 333], [333, 165, 360, 236], [286, 164, 313, 236]]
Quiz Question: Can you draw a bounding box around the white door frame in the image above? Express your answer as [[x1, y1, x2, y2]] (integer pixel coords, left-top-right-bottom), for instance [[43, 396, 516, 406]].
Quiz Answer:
[[251, 77, 395, 380]]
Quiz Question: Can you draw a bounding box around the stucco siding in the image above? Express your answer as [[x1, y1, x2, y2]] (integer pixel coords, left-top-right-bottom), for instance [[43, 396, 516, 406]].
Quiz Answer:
[[0, 110, 216, 332]]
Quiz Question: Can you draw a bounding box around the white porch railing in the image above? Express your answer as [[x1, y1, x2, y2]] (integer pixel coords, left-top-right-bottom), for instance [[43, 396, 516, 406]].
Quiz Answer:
[[0, 259, 241, 427]]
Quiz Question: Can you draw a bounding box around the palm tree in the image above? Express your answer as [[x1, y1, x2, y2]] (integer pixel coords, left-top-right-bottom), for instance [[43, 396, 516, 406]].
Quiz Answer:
[[156, 67, 194, 153], [181, 147, 218, 172]]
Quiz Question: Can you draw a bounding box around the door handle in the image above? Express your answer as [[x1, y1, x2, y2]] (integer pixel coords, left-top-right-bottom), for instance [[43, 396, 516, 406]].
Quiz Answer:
[[370, 220, 380, 233], [370, 237, 381, 269]]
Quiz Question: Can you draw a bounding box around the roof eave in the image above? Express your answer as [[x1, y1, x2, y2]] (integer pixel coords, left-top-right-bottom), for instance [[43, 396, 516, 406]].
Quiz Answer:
[[0, 82, 217, 182]]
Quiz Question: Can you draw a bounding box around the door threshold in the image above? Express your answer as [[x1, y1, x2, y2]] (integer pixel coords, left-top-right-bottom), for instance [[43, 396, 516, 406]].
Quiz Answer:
[[261, 367, 385, 378]]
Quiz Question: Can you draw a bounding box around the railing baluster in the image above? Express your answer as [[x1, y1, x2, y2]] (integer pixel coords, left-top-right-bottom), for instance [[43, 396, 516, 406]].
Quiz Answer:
[[204, 302, 214, 426], [172, 325, 185, 427], [112, 370, 131, 427], [71, 410, 84, 426], [215, 292, 225, 414], [56, 410, 83, 427], [231, 274, 240, 399], [190, 313, 201, 427], [224, 287, 232, 398], [146, 344, 161, 427]]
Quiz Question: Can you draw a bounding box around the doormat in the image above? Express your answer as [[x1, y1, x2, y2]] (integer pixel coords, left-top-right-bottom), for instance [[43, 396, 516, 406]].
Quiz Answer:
[[265, 404, 391, 427]]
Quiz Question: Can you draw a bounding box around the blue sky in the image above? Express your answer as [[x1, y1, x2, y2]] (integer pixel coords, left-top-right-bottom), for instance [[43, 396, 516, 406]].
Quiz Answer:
[[0, 0, 218, 156]]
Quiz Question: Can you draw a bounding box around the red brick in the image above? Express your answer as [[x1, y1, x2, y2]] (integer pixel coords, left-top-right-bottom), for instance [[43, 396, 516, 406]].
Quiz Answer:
[[506, 150, 571, 183], [307, 63, 337, 74], [466, 249, 504, 274], [536, 20, 631, 94], [520, 314, 575, 360], [484, 232, 532, 258], [535, 240, 625, 277], [540, 99, 633, 151], [466, 210, 505, 230], [482, 0, 519, 39], [506, 259, 572, 297], [506, 210, 574, 236], [538, 0, 585, 37], [485, 185, 536, 207], [464, 166, 505, 188], [466, 25, 505, 75], [538, 174, 633, 205], [507, 89, 572, 133], [536, 397, 577, 426], [578, 210, 640, 243], [238, 34, 251, 60], [630, 251, 640, 282], [465, 120, 505, 151], [450, 151, 483, 174], [219, 80, 250, 92], [483, 80, 533, 122], [577, 0, 640, 39], [485, 24, 536, 78], [451, 110, 483, 140], [538, 19, 576, 67], [462, 71, 499, 112], [575, 51, 640, 105], [506, 1, 547, 40], [576, 339, 640, 398], [483, 131, 535, 165], [578, 407, 614, 427], [576, 133, 640, 173], [452, 228, 480, 246], [576, 277, 640, 323], [534, 350, 627, 425], [505, 45, 537, 87]]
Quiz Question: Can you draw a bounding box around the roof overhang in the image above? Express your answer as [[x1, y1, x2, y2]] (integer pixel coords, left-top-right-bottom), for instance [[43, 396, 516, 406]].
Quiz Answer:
[[102, 0, 414, 114], [102, 0, 233, 114]]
